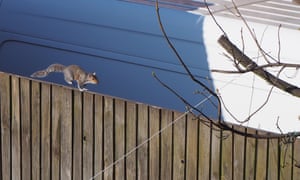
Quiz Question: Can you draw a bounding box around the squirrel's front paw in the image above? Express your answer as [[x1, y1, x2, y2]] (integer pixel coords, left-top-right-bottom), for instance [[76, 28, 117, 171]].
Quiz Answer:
[[79, 88, 88, 92]]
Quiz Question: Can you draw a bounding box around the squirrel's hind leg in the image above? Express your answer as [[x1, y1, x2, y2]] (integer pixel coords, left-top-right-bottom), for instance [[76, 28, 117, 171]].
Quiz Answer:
[[63, 72, 73, 85]]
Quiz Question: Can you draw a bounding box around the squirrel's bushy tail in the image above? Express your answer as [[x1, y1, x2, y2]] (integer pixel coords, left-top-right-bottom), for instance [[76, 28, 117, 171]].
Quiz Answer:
[[31, 63, 66, 78]]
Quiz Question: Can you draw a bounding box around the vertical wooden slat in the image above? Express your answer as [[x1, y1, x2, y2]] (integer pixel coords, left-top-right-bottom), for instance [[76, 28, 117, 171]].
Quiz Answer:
[[103, 97, 114, 180], [11, 76, 21, 180], [31, 81, 41, 180], [279, 140, 293, 179], [293, 139, 300, 179], [185, 114, 198, 180], [73, 91, 83, 180], [41, 83, 51, 180], [233, 127, 245, 179], [137, 103, 148, 180], [51, 85, 61, 180], [211, 123, 221, 179], [0, 72, 11, 180], [268, 138, 279, 180], [125, 102, 137, 180], [173, 112, 185, 180], [255, 133, 268, 180], [115, 99, 125, 180], [221, 128, 233, 180], [198, 120, 210, 179], [20, 78, 31, 180], [60, 88, 72, 180], [244, 128, 256, 180], [149, 107, 160, 180], [94, 95, 103, 180], [160, 109, 172, 180], [83, 93, 94, 180]]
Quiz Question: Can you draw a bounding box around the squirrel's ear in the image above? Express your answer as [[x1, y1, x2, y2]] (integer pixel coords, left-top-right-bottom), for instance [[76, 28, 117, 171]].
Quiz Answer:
[[92, 72, 96, 76]]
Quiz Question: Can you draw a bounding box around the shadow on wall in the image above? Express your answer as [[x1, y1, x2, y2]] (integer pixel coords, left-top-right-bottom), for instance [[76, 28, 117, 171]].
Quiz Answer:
[[0, 0, 219, 118]]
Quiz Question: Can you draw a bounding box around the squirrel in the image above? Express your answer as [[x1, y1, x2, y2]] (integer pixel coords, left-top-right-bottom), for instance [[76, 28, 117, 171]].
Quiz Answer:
[[31, 63, 99, 91]]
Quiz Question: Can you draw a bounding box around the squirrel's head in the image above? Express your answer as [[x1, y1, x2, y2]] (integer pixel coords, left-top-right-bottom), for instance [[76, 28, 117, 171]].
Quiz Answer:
[[86, 72, 99, 84]]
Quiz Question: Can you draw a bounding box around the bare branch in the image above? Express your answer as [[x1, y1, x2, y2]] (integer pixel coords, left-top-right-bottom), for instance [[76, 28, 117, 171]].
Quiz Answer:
[[155, 0, 222, 122], [218, 35, 300, 98], [154, 0, 300, 140]]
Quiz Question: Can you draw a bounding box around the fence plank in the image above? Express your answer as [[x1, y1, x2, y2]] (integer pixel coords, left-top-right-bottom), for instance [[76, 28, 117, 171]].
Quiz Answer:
[[160, 109, 172, 180], [41, 83, 51, 180], [115, 99, 125, 180], [20, 78, 32, 180], [73, 91, 83, 180], [31, 81, 41, 180], [255, 133, 268, 180], [233, 126, 245, 180], [211, 123, 221, 179], [279, 140, 293, 179], [149, 107, 160, 180], [11, 76, 21, 180], [173, 112, 186, 180], [83, 93, 94, 180], [103, 96, 114, 180], [244, 128, 256, 179], [198, 120, 210, 179], [125, 102, 137, 180], [60, 88, 72, 180], [51, 85, 62, 180], [0, 72, 11, 180], [186, 114, 198, 180], [221, 127, 233, 180], [268, 138, 279, 180], [293, 139, 300, 179], [94, 95, 103, 180], [137, 103, 148, 180]]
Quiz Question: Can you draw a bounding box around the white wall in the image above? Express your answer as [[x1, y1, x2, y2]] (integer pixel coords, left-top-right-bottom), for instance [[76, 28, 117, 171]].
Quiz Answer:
[[201, 15, 300, 133]]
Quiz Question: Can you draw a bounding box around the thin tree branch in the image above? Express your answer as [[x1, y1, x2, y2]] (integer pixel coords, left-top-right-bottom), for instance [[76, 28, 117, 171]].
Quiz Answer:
[[155, 0, 222, 122], [218, 35, 300, 97]]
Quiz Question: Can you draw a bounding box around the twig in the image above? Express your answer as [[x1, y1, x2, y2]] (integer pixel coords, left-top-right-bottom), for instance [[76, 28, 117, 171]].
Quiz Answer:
[[155, 0, 222, 122], [218, 35, 300, 98]]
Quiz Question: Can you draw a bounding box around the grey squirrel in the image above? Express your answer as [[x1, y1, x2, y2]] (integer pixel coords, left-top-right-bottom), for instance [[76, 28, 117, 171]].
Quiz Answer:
[[31, 63, 99, 91]]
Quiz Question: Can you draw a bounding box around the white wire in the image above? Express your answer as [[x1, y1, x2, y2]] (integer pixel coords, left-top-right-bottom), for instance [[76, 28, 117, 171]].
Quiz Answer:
[[89, 97, 211, 180]]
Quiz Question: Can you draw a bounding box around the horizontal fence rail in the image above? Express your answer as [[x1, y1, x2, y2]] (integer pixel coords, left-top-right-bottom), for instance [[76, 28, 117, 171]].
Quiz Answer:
[[0, 72, 300, 180]]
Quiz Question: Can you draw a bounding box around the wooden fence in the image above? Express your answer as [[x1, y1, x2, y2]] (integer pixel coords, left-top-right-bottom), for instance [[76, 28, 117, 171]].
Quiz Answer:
[[0, 71, 299, 180]]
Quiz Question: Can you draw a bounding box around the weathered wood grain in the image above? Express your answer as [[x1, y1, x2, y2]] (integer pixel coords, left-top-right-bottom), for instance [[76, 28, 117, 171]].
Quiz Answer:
[[94, 95, 103, 180], [103, 96, 114, 180], [137, 103, 148, 180], [244, 128, 256, 179], [149, 107, 160, 180], [20, 78, 31, 180], [125, 102, 137, 180], [60, 88, 72, 180], [198, 120, 211, 179], [0, 72, 11, 180], [83, 93, 94, 180], [51, 85, 61, 180], [267, 138, 279, 180], [11, 76, 21, 180], [31, 81, 41, 180], [186, 113, 198, 180], [233, 126, 246, 180], [221, 127, 233, 180], [173, 112, 186, 180], [0, 73, 299, 180], [73, 91, 83, 180], [41, 83, 51, 180], [114, 99, 125, 180]]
